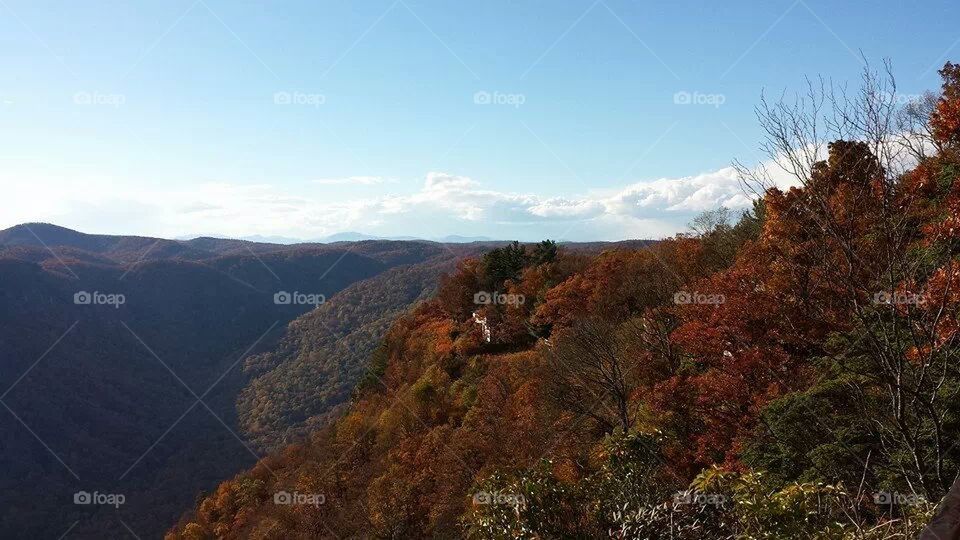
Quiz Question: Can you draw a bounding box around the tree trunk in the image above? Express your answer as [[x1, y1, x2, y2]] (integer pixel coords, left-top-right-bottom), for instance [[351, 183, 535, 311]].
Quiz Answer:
[[920, 476, 960, 540]]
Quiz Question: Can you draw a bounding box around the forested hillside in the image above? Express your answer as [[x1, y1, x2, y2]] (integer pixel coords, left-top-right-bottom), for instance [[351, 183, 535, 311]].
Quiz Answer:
[[168, 63, 960, 539], [0, 231, 462, 538], [0, 224, 642, 538], [237, 249, 487, 451]]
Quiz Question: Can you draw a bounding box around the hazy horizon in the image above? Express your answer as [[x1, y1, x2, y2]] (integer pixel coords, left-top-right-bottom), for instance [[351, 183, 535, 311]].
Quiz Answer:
[[1, 221, 661, 244]]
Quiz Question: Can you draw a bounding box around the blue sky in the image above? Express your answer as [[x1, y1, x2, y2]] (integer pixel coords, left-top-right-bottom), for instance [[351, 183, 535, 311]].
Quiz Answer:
[[0, 0, 957, 241]]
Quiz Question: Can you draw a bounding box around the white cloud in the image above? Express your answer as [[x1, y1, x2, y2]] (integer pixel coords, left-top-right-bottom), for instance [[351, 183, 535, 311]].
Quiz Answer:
[[371, 166, 783, 227], [0, 164, 797, 241]]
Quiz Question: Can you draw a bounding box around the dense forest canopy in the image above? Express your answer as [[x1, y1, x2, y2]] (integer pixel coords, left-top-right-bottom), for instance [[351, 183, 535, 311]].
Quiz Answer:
[[164, 62, 960, 539]]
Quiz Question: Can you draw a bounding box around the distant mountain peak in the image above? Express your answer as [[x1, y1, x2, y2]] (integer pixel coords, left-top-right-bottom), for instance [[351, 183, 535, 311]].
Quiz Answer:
[[0, 222, 91, 246]]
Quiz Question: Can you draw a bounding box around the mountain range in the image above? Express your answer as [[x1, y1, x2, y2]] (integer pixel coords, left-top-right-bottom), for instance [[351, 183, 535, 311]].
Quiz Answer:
[[0, 223, 468, 537], [171, 231, 497, 245], [0, 223, 639, 538]]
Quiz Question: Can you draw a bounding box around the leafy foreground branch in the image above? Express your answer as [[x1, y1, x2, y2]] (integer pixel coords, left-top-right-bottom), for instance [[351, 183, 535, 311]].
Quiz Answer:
[[468, 432, 936, 539]]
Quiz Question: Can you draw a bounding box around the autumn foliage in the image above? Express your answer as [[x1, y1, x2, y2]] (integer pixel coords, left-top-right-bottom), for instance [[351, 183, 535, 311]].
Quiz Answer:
[[166, 63, 960, 539]]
